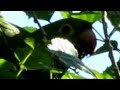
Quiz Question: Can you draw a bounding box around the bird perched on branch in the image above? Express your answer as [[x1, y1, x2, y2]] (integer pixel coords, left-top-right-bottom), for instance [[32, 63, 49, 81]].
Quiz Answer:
[[41, 18, 97, 59]]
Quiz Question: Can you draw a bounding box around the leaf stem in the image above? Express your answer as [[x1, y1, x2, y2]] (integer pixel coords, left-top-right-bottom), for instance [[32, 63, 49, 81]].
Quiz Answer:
[[16, 49, 33, 79]]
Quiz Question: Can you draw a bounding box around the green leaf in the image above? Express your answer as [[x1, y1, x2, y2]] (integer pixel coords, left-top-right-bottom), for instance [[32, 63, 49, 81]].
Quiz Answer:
[[103, 66, 116, 79], [24, 43, 53, 70], [15, 42, 53, 70], [15, 45, 31, 63], [60, 11, 102, 23], [23, 26, 37, 33], [107, 11, 120, 30], [50, 69, 63, 74], [95, 44, 108, 55], [60, 11, 71, 18], [95, 40, 118, 55], [61, 71, 85, 79], [0, 16, 20, 37], [24, 37, 35, 50], [0, 58, 17, 79], [103, 72, 113, 79], [25, 11, 54, 21], [92, 70, 104, 79]]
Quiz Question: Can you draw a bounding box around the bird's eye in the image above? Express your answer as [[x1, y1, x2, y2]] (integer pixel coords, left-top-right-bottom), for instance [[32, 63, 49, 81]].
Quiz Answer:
[[59, 24, 74, 36]]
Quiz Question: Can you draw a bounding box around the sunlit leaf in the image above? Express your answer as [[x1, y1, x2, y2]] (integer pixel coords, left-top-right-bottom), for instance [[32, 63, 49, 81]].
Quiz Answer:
[[50, 69, 63, 74], [60, 11, 71, 18], [0, 58, 17, 79], [103, 66, 116, 79], [60, 11, 102, 23], [103, 72, 113, 79], [23, 26, 37, 33], [92, 70, 104, 79], [24, 37, 35, 50], [61, 71, 85, 79]]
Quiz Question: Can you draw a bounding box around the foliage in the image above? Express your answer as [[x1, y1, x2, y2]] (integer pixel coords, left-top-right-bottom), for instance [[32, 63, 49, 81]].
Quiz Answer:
[[0, 11, 120, 79]]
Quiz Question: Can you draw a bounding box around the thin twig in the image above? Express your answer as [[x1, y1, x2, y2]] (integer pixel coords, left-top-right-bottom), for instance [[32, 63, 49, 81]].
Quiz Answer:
[[92, 27, 104, 40], [109, 28, 116, 38], [102, 11, 120, 79], [96, 38, 104, 42]]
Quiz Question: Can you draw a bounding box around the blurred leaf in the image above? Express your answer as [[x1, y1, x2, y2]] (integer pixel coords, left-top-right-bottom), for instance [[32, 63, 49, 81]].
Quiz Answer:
[[61, 71, 85, 79], [94, 69, 114, 79], [103, 72, 114, 79], [60, 11, 102, 23], [92, 70, 104, 79], [107, 11, 120, 30], [0, 16, 20, 37], [25, 11, 54, 21], [23, 26, 37, 33], [0, 58, 17, 79], [103, 66, 115, 79], [50, 69, 63, 74], [95, 40, 118, 55], [60, 11, 71, 18]]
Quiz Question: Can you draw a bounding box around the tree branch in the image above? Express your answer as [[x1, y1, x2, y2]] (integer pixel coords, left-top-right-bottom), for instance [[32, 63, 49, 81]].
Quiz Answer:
[[32, 11, 47, 42], [102, 11, 120, 79]]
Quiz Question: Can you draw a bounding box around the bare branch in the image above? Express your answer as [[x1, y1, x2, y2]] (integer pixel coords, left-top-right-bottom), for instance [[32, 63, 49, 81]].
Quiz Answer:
[[102, 11, 120, 79], [32, 11, 47, 42]]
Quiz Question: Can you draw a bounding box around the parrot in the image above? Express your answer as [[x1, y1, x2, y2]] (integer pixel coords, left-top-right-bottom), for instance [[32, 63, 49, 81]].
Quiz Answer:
[[0, 17, 97, 79], [40, 18, 97, 59]]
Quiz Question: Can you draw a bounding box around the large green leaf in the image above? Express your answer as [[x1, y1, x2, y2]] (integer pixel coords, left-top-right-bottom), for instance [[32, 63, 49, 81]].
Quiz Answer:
[[15, 42, 53, 70], [60, 11, 102, 23], [24, 11, 54, 21], [24, 43, 53, 70], [0, 58, 17, 79]]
